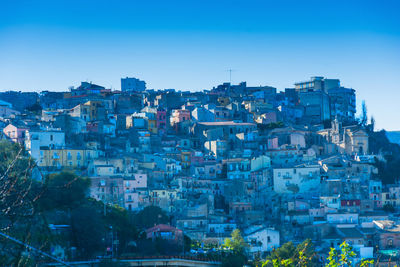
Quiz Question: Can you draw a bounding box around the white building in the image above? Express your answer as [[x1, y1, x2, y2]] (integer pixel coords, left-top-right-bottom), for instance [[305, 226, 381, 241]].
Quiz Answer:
[[290, 132, 306, 148], [125, 174, 147, 189], [25, 129, 65, 161], [320, 195, 341, 210], [326, 213, 359, 225], [93, 165, 116, 176], [244, 226, 280, 255], [251, 155, 271, 171], [273, 165, 321, 194]]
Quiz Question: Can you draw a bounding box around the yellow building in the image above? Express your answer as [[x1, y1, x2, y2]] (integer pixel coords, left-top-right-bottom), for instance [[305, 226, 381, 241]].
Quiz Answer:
[[148, 119, 157, 134], [218, 97, 230, 106], [345, 127, 369, 155], [38, 148, 98, 169], [181, 150, 191, 169], [70, 100, 105, 122]]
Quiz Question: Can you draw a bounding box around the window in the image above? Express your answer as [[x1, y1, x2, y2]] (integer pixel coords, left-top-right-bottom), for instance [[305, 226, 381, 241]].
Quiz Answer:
[[50, 135, 53, 141]]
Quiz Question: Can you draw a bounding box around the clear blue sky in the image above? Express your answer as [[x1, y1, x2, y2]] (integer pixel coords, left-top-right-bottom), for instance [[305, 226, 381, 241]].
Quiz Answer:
[[1, 0, 399, 130]]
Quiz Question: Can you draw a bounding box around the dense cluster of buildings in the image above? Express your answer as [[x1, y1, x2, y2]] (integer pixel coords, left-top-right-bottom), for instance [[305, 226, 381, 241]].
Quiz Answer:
[[0, 76, 398, 264]]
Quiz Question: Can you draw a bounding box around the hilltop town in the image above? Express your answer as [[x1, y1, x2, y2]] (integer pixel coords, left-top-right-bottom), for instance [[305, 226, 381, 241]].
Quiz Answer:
[[0, 76, 399, 265]]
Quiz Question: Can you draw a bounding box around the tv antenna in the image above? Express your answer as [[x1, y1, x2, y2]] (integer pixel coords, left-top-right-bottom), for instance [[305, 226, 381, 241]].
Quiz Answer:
[[226, 69, 237, 84]]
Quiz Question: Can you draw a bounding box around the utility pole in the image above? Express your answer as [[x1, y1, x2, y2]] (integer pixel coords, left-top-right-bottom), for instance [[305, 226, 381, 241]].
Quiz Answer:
[[182, 234, 185, 256], [110, 226, 114, 259], [115, 231, 118, 258]]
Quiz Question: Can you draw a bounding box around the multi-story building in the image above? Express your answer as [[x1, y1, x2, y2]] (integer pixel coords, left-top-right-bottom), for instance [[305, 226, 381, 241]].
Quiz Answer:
[[38, 147, 98, 169], [25, 128, 65, 161], [295, 76, 340, 93], [328, 87, 356, 123], [3, 123, 28, 144], [273, 165, 321, 194], [121, 77, 146, 93], [299, 90, 331, 124], [70, 100, 107, 122]]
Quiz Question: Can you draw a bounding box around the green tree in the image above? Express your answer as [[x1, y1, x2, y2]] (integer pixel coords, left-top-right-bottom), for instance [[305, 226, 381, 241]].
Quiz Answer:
[[39, 172, 90, 210], [369, 130, 400, 184], [369, 116, 375, 133], [359, 100, 368, 127], [132, 206, 169, 229], [326, 241, 373, 267], [0, 140, 38, 221], [263, 239, 317, 267], [103, 204, 138, 255], [0, 141, 48, 265], [262, 258, 294, 267], [223, 229, 248, 254], [0, 141, 141, 262], [26, 102, 42, 114], [70, 202, 105, 258], [222, 229, 248, 267]]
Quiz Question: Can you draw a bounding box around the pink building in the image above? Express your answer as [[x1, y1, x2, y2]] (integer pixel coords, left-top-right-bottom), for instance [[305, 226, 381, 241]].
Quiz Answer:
[[170, 109, 191, 132], [170, 109, 190, 125], [156, 108, 167, 134], [267, 137, 279, 150], [124, 191, 139, 211], [191, 151, 204, 166], [128, 174, 148, 189], [374, 220, 400, 249], [3, 124, 28, 143], [86, 122, 101, 133], [145, 224, 183, 243]]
